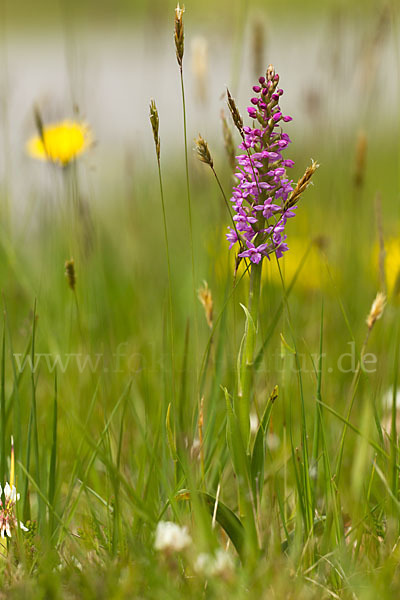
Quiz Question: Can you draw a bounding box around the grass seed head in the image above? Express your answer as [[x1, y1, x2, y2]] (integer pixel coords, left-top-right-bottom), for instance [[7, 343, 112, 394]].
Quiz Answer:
[[266, 63, 276, 82], [354, 130, 367, 188], [149, 99, 160, 161], [220, 110, 236, 172], [174, 4, 185, 68], [366, 292, 386, 330], [195, 134, 213, 168], [226, 88, 243, 133], [65, 258, 76, 292], [285, 159, 319, 209], [198, 281, 213, 328]]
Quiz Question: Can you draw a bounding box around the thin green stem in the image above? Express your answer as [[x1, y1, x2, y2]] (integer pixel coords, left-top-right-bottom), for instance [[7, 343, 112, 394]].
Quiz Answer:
[[211, 166, 237, 233], [156, 157, 176, 400], [0, 321, 5, 485], [275, 256, 314, 545], [311, 304, 323, 509], [48, 372, 58, 535], [335, 329, 370, 484], [209, 165, 250, 272], [30, 301, 44, 529], [238, 261, 263, 446], [391, 321, 400, 510], [179, 68, 198, 368]]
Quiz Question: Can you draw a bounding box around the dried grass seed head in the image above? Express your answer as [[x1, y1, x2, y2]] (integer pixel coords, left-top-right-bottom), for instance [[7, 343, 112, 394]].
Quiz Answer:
[[266, 63, 275, 81], [366, 291, 386, 329], [198, 281, 213, 328], [65, 258, 76, 291], [174, 4, 185, 68], [195, 134, 213, 168], [226, 88, 243, 133], [354, 130, 367, 188], [220, 110, 236, 172], [149, 99, 160, 160], [286, 159, 319, 209]]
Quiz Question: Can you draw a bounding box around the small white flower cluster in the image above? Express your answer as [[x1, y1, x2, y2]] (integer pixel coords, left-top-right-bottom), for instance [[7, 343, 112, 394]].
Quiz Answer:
[[0, 482, 28, 538], [194, 549, 234, 578], [154, 520, 236, 580], [154, 521, 192, 553]]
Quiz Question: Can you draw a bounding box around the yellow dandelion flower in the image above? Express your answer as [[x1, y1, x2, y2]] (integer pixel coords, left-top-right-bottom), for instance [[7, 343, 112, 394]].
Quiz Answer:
[[26, 120, 92, 166]]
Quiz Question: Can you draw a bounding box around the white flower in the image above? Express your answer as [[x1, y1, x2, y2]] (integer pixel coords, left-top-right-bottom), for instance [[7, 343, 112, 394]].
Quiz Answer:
[[213, 549, 234, 576], [309, 465, 318, 480], [191, 438, 201, 460], [250, 413, 259, 434], [4, 482, 20, 504], [0, 481, 27, 538], [195, 549, 234, 578], [154, 521, 192, 553]]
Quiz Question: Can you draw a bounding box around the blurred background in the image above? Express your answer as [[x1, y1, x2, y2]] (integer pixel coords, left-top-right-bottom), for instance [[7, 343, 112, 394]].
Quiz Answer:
[[0, 0, 399, 402], [1, 0, 398, 200]]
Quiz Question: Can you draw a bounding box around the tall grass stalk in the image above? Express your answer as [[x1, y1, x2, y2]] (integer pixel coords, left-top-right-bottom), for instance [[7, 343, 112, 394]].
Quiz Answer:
[[391, 322, 400, 510], [175, 6, 199, 380], [0, 2, 11, 233], [275, 258, 314, 546], [0, 322, 6, 485], [48, 372, 58, 535], [30, 301, 44, 529], [150, 100, 175, 403], [335, 295, 385, 484]]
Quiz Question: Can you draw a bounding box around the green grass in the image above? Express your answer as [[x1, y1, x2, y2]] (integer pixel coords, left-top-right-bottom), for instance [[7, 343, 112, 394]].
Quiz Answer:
[[0, 4, 400, 598]]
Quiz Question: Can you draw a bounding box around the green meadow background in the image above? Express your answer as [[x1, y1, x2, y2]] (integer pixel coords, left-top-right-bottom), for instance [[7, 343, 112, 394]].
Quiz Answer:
[[0, 0, 399, 597]]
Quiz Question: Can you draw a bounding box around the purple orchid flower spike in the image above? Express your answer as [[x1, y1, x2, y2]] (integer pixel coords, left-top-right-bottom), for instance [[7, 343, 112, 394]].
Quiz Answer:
[[226, 65, 297, 265]]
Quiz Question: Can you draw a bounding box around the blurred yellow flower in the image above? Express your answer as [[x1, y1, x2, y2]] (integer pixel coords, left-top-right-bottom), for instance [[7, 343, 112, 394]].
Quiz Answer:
[[27, 120, 92, 166], [212, 229, 328, 291], [373, 237, 400, 294], [263, 237, 326, 290]]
